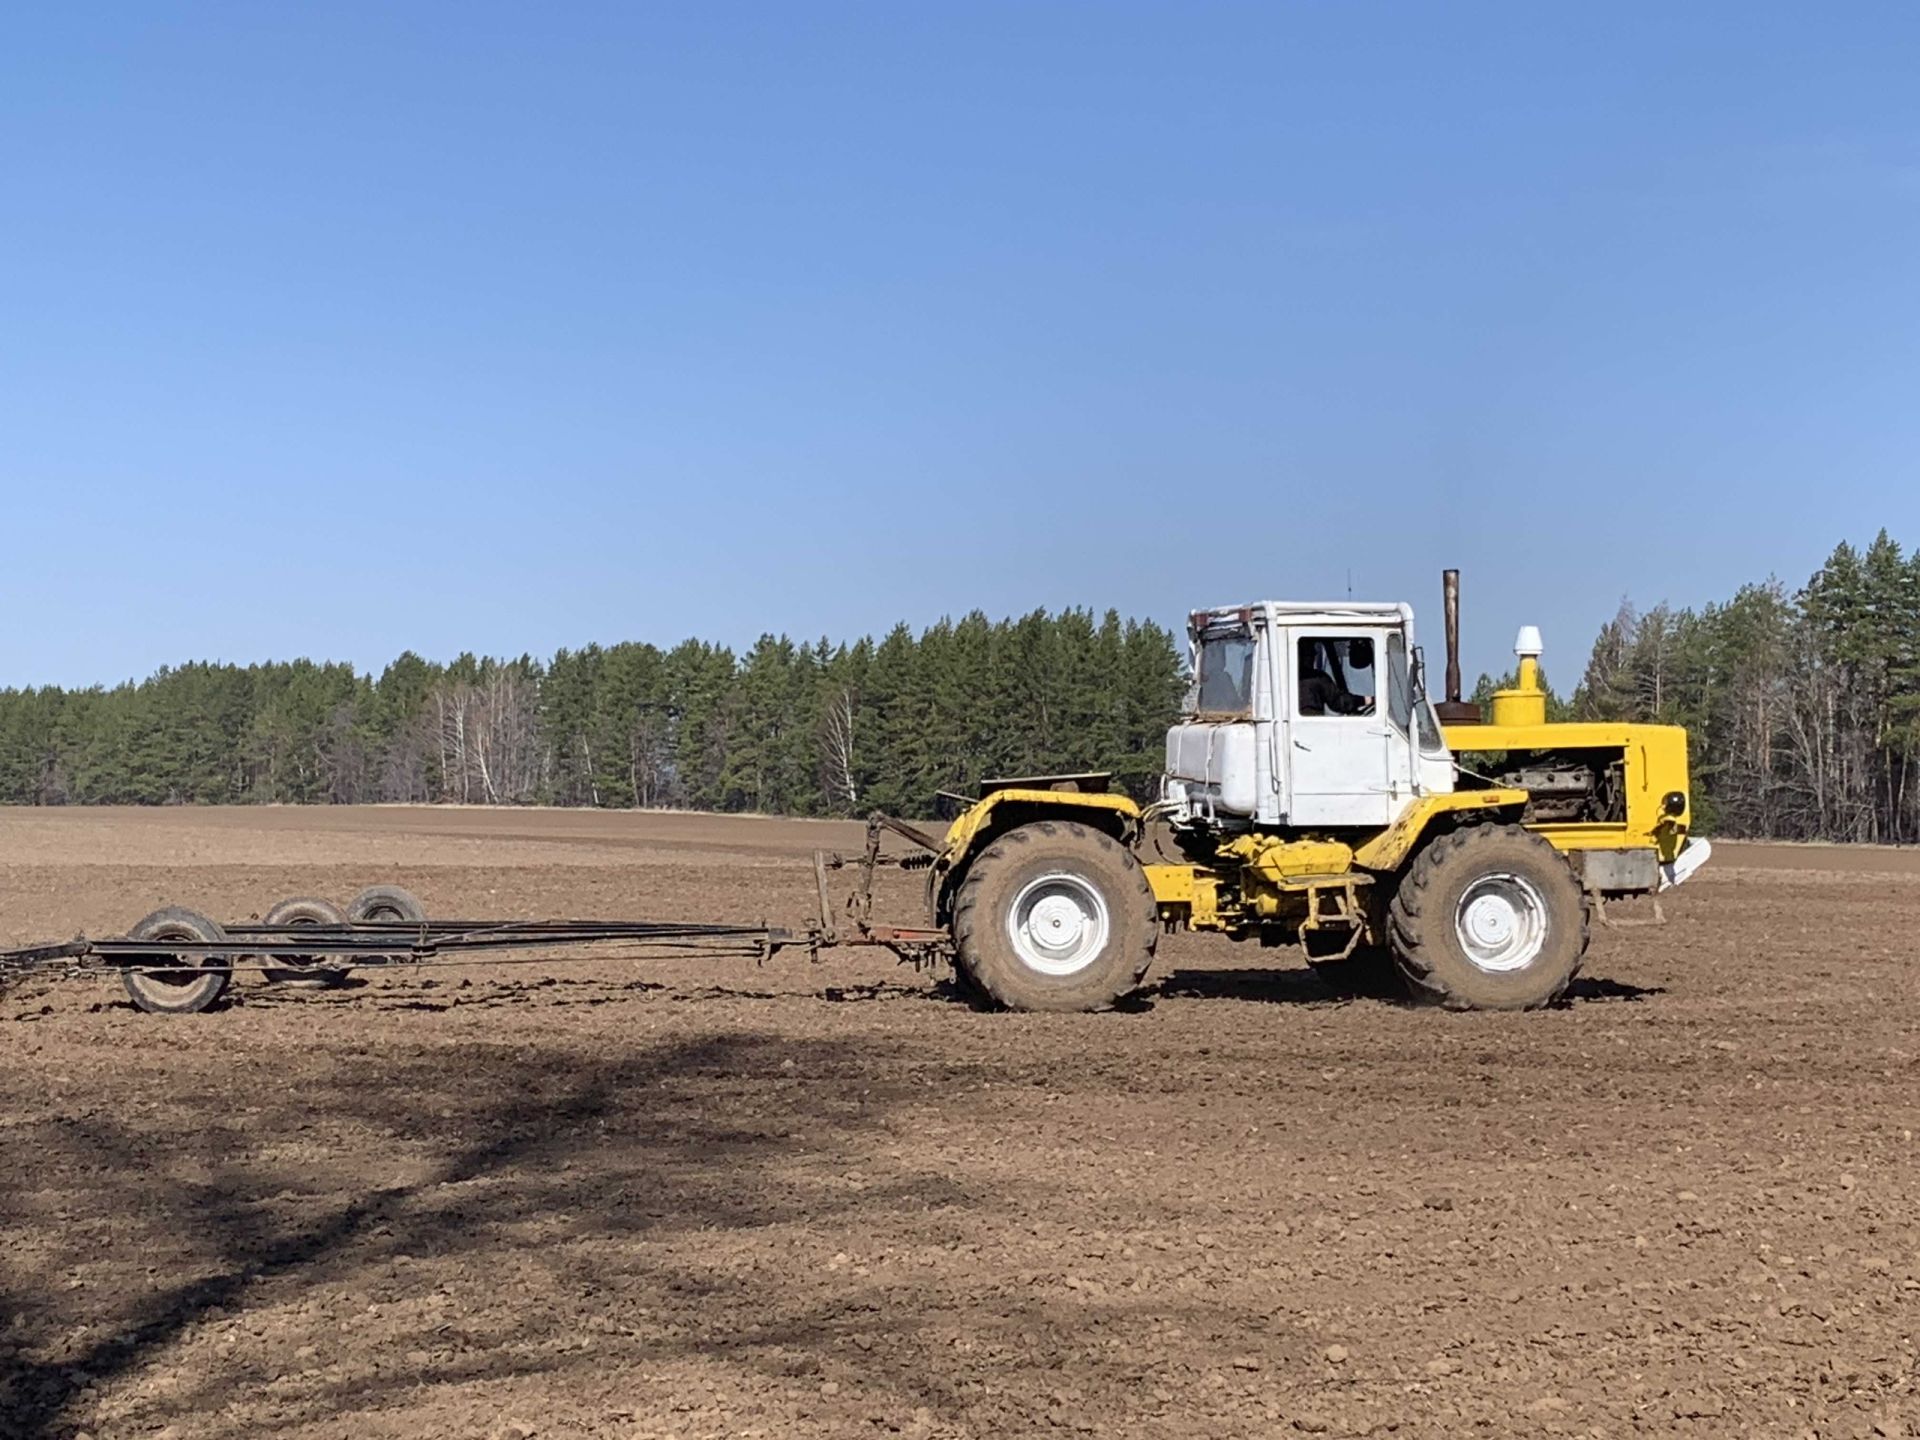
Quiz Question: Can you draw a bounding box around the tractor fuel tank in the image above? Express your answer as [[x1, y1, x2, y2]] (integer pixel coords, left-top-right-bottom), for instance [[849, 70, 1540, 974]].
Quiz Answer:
[[1163, 721, 1261, 820]]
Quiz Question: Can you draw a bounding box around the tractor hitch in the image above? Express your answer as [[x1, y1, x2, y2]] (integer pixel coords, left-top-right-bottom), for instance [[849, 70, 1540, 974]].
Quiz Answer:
[[810, 811, 953, 968]]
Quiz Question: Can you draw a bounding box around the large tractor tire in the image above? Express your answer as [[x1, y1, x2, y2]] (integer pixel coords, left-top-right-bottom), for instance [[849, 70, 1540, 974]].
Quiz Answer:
[[257, 896, 350, 986], [1387, 825, 1589, 1011], [122, 906, 233, 1015], [951, 820, 1157, 1012]]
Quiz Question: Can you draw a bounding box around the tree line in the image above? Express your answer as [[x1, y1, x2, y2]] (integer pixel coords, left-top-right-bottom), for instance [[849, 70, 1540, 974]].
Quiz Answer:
[[0, 610, 1187, 817], [1480, 530, 1920, 843], [7, 533, 1917, 841]]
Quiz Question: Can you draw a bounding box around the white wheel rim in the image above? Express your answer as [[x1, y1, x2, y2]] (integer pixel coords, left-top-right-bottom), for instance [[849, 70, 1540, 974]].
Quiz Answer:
[[1007, 872, 1111, 977], [1454, 872, 1549, 973]]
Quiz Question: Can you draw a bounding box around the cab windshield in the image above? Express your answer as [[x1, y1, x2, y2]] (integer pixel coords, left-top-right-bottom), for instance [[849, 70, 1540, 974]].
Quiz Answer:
[[1192, 631, 1256, 716]]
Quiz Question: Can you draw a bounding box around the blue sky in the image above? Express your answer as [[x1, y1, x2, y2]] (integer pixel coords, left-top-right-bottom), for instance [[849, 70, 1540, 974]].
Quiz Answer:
[[3, 2, 1917, 690]]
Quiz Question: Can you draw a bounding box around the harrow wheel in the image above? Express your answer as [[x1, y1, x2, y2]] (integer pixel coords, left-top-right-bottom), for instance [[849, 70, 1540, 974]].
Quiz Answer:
[[951, 820, 1156, 1012], [347, 884, 426, 925], [122, 907, 233, 1015], [258, 896, 350, 986], [347, 884, 427, 966]]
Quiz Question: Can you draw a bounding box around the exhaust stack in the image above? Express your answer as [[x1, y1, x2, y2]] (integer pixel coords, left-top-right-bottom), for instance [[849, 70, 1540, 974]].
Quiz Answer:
[[1433, 569, 1484, 724]]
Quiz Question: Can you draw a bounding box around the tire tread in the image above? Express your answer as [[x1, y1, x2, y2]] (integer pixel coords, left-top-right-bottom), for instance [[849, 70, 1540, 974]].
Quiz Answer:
[[1386, 824, 1587, 1010], [952, 820, 1156, 1012]]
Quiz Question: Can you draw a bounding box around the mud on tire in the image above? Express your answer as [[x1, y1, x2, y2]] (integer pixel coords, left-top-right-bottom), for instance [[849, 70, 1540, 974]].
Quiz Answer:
[[346, 884, 427, 967], [1388, 824, 1589, 1011], [122, 906, 233, 1015], [258, 895, 350, 986], [346, 885, 427, 924], [951, 820, 1157, 1012]]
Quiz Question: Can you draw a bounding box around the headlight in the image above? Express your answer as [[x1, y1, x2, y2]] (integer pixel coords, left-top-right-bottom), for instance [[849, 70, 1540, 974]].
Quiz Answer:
[[1662, 790, 1687, 817]]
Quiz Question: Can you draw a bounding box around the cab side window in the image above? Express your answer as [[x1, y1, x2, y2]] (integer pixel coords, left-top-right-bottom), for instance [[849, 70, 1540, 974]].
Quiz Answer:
[[1297, 637, 1377, 717]]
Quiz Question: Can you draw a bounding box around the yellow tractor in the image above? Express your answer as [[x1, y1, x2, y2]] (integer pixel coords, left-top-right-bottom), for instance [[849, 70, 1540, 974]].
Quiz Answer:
[[834, 572, 1709, 1012]]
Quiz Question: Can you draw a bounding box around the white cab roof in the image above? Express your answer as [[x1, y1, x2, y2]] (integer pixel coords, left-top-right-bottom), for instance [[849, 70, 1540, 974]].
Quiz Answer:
[[1191, 601, 1415, 631]]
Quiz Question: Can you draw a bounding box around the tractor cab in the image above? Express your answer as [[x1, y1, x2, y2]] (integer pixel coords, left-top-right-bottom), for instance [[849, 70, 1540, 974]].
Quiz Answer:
[[1163, 601, 1455, 831]]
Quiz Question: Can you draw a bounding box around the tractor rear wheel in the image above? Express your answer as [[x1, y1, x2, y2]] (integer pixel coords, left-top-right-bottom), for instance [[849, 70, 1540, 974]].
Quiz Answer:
[[122, 907, 233, 1015], [951, 820, 1156, 1012], [1388, 825, 1588, 1010]]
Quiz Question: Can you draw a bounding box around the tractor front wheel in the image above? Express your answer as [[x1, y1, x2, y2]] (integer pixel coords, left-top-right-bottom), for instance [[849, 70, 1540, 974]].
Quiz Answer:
[[951, 820, 1157, 1012], [1388, 825, 1588, 1010]]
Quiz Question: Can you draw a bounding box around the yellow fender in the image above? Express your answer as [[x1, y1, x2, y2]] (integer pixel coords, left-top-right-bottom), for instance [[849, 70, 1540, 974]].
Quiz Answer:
[[1351, 789, 1530, 873], [938, 789, 1144, 869], [926, 789, 1146, 926]]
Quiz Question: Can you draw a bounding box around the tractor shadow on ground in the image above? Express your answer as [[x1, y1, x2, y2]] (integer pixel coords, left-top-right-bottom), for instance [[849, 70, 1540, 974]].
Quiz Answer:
[[824, 979, 948, 1004], [1145, 965, 1665, 1008], [1555, 974, 1665, 1004], [90, 966, 1667, 1018], [1142, 966, 1357, 1007]]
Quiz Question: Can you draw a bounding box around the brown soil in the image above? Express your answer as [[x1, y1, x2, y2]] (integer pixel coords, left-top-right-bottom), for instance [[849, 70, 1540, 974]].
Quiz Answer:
[[3, 808, 1917, 1439]]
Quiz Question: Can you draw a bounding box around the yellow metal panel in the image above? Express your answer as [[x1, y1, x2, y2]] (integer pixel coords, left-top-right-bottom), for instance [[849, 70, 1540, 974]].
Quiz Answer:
[[1144, 863, 1221, 928], [1351, 789, 1529, 872], [1528, 823, 1680, 862], [1488, 687, 1547, 726], [1222, 835, 1356, 884], [1442, 719, 1683, 751], [1145, 863, 1197, 903], [939, 788, 1144, 865]]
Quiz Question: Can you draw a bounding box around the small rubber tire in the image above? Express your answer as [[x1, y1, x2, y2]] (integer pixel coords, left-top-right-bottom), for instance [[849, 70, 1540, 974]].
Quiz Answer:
[[1388, 825, 1589, 1010], [346, 885, 427, 924], [951, 820, 1157, 1012], [258, 896, 350, 986], [122, 906, 233, 1015]]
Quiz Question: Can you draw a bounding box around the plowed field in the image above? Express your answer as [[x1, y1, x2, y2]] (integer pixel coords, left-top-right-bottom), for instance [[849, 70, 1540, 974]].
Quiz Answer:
[[3, 808, 1917, 1439]]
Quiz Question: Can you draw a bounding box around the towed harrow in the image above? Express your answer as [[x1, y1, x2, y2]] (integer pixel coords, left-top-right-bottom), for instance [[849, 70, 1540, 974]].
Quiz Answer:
[[0, 821, 956, 1015]]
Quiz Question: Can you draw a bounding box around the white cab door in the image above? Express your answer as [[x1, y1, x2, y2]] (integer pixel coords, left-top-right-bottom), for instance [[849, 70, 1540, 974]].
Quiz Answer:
[[1285, 628, 1396, 828]]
